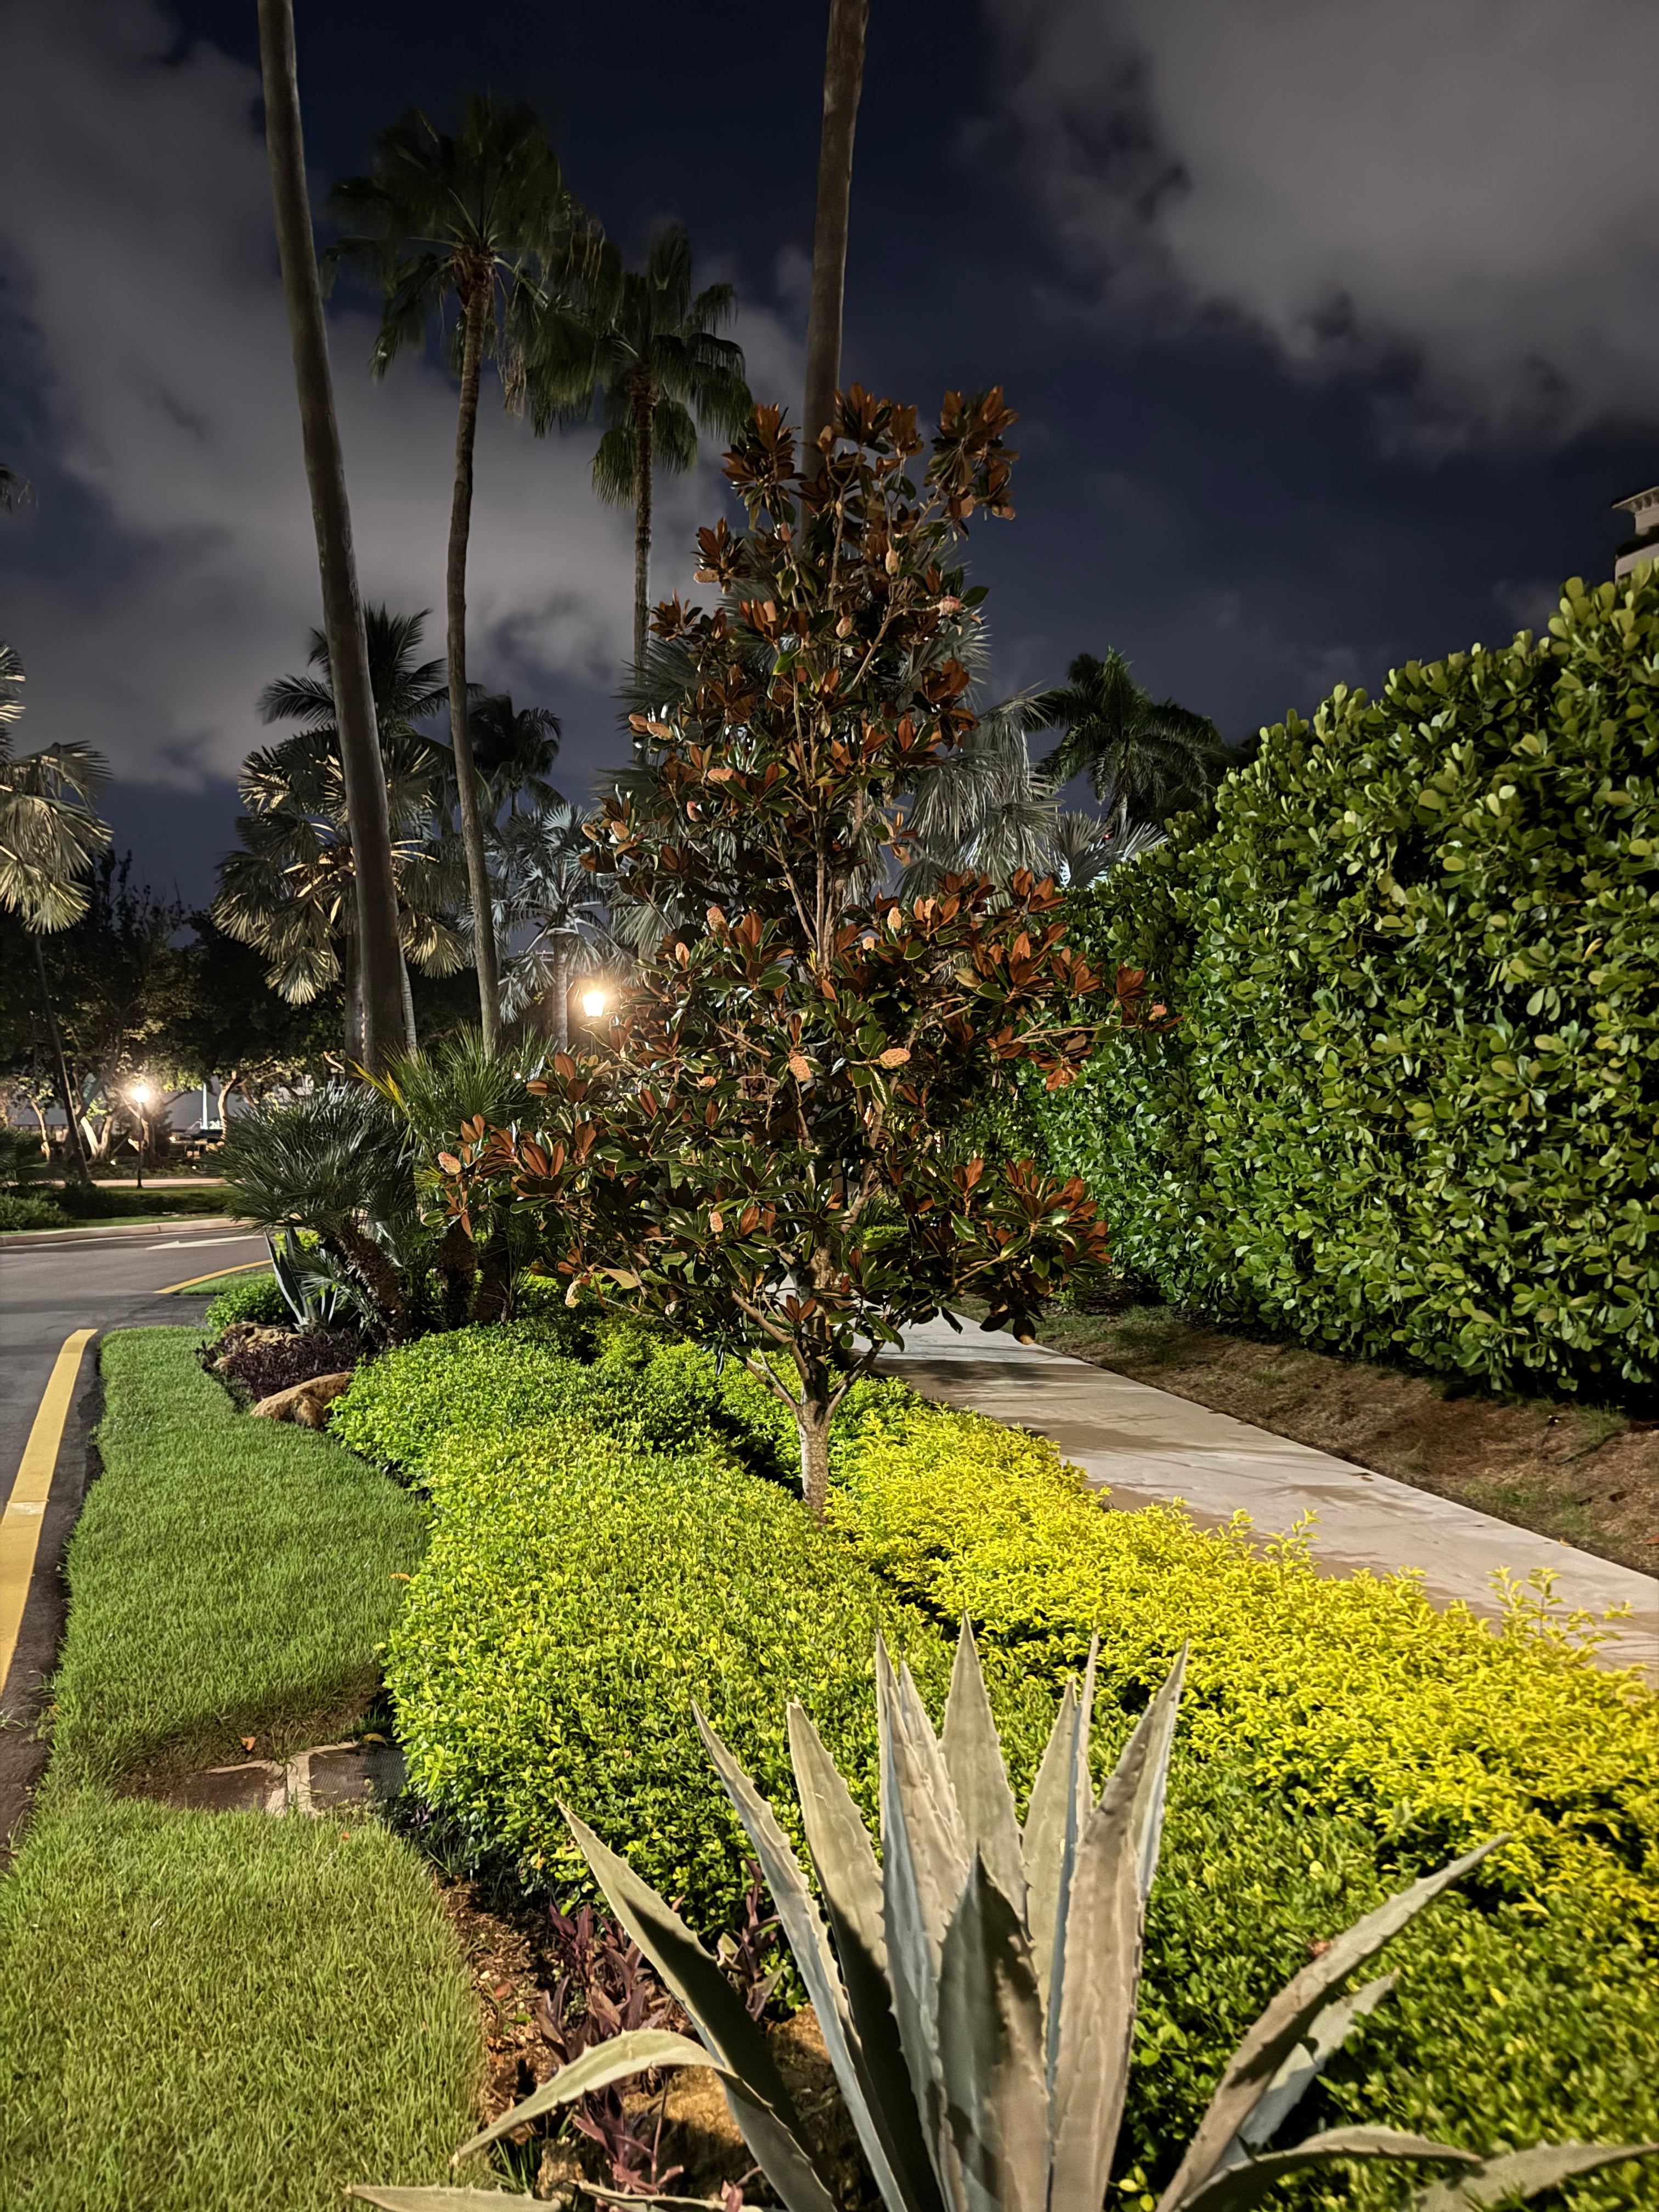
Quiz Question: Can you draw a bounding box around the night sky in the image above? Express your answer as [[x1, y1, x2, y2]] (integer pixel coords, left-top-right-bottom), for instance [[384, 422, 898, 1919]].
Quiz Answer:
[[2, 0, 1656, 910]]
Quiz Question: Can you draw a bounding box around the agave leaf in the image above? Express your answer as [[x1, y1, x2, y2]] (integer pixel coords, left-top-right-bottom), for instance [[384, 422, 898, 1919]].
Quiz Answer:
[[455, 2030, 721, 2160], [695, 1706, 923, 2212], [564, 1809, 840, 2212], [1173, 2128, 1484, 2212], [935, 1853, 1049, 2212], [348, 2192, 539, 2209], [941, 1620, 1026, 1920], [1020, 1679, 1077, 2014], [1410, 2142, 1659, 2211], [1047, 1654, 1186, 2212], [1157, 1839, 1503, 2212], [878, 1640, 967, 2212], [1231, 1974, 1397, 2155], [789, 1703, 948, 2212]]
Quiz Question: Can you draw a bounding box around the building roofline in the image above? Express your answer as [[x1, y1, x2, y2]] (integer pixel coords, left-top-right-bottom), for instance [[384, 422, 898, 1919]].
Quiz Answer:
[[1612, 483, 1659, 514]]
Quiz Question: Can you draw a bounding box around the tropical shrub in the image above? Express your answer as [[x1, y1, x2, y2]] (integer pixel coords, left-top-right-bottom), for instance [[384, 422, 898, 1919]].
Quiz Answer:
[[340, 1331, 1659, 2204], [1038, 571, 1659, 1395], [827, 1398, 1659, 1930], [0, 1192, 61, 1230], [379, 1420, 1051, 1927], [204, 1272, 289, 1331], [376, 1631, 1659, 2212]]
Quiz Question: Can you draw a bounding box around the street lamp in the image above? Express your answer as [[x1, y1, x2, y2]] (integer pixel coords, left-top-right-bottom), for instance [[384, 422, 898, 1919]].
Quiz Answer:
[[129, 1083, 151, 1192], [581, 988, 608, 1021]]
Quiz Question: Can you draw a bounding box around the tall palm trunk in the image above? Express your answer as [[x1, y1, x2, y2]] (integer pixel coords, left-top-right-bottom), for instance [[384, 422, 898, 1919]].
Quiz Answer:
[[342, 928, 365, 1064], [31, 934, 88, 1184], [630, 373, 656, 680], [802, 0, 870, 475], [448, 278, 503, 1052], [256, 0, 411, 1072]]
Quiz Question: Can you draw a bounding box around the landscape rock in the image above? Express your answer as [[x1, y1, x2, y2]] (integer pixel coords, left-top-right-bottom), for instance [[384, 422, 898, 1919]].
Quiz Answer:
[[250, 1370, 355, 1427]]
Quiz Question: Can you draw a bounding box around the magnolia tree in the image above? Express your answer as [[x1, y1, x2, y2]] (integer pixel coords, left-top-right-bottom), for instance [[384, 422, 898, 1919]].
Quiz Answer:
[[439, 388, 1159, 1515]]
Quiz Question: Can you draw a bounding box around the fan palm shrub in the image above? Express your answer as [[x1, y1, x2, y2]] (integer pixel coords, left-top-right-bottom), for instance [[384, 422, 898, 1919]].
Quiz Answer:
[[327, 97, 597, 1049], [219, 1086, 420, 1344], [370, 1029, 546, 1323], [356, 1628, 1658, 2212]]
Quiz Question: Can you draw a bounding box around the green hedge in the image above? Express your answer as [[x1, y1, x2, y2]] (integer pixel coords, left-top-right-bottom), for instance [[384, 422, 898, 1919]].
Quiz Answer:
[[827, 1396, 1659, 1931], [341, 1330, 1659, 2206], [1039, 571, 1659, 1393]]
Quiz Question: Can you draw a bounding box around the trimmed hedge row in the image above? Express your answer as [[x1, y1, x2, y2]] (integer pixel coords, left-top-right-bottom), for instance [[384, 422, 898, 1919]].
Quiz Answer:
[[339, 1327, 1659, 2207], [1038, 572, 1659, 1393], [825, 1397, 1659, 1930]]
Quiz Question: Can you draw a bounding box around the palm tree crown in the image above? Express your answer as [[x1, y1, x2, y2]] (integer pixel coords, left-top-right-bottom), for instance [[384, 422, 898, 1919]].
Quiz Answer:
[[0, 644, 111, 932], [326, 95, 596, 1051], [535, 224, 751, 680], [1039, 648, 1222, 836]]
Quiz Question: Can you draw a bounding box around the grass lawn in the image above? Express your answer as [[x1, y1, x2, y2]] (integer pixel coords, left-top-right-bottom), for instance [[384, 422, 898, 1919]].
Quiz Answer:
[[0, 1327, 482, 2210], [0, 1791, 479, 2210], [53, 1329, 428, 1785]]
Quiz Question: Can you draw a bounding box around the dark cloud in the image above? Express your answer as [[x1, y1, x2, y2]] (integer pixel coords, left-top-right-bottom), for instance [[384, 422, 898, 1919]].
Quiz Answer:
[[990, 0, 1659, 447]]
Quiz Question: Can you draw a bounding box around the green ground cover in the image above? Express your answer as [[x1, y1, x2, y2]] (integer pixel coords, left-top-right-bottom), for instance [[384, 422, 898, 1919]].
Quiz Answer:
[[0, 1183, 239, 1232], [335, 1322, 1659, 2210], [0, 1326, 481, 2212]]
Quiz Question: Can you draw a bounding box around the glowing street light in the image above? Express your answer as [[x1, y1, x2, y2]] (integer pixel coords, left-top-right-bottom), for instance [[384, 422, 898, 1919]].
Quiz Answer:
[[580, 988, 608, 1021]]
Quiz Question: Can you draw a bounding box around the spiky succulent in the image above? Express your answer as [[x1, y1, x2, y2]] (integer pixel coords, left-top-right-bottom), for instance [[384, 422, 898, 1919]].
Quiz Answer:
[[354, 1627, 1657, 2212]]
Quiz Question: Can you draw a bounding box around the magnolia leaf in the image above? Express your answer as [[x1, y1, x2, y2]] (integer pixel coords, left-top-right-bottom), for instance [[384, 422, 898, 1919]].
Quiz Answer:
[[349, 2192, 540, 2210]]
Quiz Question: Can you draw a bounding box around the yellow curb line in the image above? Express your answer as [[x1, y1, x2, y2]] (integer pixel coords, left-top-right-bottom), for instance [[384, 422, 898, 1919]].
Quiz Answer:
[[0, 1328, 96, 1703], [156, 1257, 271, 1294]]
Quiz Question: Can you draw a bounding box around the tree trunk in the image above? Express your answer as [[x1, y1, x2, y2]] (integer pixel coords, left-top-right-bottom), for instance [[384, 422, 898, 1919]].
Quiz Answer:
[[474, 1228, 514, 1323], [330, 1223, 409, 1346], [554, 941, 569, 1052], [436, 1217, 476, 1329], [802, 0, 870, 475], [631, 378, 655, 685], [256, 0, 411, 1072], [398, 950, 418, 1054], [343, 928, 366, 1065], [798, 1395, 832, 1522], [448, 280, 503, 1052], [31, 933, 89, 1184]]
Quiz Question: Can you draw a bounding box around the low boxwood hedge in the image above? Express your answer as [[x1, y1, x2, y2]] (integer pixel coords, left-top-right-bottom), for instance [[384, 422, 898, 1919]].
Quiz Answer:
[[827, 1397, 1659, 1931], [343, 1329, 1659, 2206], [381, 1416, 1055, 1928]]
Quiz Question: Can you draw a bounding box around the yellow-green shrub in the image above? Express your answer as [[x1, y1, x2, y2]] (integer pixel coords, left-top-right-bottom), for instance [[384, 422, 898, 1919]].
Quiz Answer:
[[829, 1402, 1659, 1927]]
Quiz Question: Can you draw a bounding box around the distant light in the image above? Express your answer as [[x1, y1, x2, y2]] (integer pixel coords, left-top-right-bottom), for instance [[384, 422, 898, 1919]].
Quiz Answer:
[[580, 989, 608, 1020], [129, 1083, 151, 1106]]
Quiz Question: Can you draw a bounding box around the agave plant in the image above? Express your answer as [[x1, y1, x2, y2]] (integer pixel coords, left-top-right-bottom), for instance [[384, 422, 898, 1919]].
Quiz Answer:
[[353, 1629, 1657, 2212]]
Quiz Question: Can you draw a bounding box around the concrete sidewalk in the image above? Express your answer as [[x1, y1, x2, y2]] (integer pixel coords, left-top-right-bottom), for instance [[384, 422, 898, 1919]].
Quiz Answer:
[[878, 1317, 1659, 1675]]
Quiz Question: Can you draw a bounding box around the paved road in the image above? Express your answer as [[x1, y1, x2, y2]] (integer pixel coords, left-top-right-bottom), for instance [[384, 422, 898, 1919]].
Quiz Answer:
[[881, 1317, 1659, 1676], [0, 1220, 267, 1847]]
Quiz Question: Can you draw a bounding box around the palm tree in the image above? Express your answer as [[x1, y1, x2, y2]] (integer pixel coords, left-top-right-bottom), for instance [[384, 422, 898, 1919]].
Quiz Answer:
[[1039, 648, 1222, 837], [326, 98, 596, 1053], [803, 0, 871, 472], [541, 225, 750, 681], [0, 465, 31, 512], [467, 692, 562, 819], [0, 645, 109, 1180], [255, 0, 410, 1070], [896, 692, 1059, 897], [490, 798, 608, 1044], [216, 620, 467, 1056]]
